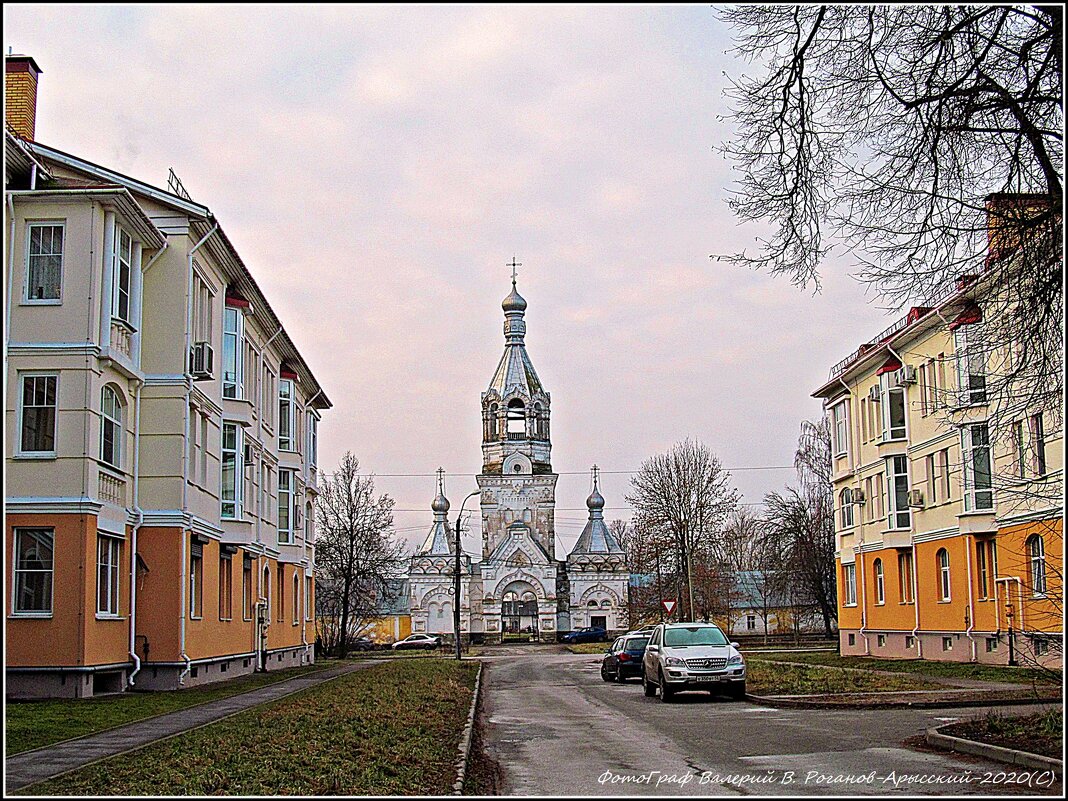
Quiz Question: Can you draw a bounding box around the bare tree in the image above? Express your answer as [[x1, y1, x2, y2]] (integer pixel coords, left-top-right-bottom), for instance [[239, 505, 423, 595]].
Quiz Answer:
[[718, 5, 1063, 468], [723, 507, 788, 642], [314, 453, 407, 658], [763, 419, 838, 636], [615, 517, 676, 625], [626, 439, 741, 621]]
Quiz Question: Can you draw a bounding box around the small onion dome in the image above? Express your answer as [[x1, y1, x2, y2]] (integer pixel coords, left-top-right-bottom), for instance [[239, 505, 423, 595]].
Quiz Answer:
[[502, 283, 527, 313], [432, 492, 450, 514], [586, 487, 605, 511]]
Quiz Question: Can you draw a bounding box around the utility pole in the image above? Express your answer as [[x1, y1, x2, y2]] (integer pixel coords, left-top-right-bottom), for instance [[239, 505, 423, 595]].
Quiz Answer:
[[454, 490, 480, 661]]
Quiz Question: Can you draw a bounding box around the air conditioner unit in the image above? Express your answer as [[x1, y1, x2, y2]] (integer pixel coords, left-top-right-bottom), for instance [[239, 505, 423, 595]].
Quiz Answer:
[[891, 365, 917, 387], [852, 489, 866, 505], [244, 442, 255, 466], [190, 341, 214, 380], [907, 489, 925, 508], [867, 385, 880, 402]]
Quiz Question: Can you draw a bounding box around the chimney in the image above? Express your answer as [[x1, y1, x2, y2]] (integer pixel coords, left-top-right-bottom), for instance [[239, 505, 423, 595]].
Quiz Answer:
[[984, 192, 1052, 264], [5, 54, 42, 141]]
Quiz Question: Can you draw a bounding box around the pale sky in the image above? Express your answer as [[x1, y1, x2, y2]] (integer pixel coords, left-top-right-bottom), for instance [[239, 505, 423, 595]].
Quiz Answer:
[[5, 4, 895, 555]]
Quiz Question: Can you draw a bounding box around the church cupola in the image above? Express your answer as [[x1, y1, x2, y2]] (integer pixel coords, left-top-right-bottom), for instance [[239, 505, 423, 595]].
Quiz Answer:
[[481, 261, 552, 474], [568, 466, 626, 561], [417, 468, 454, 556]]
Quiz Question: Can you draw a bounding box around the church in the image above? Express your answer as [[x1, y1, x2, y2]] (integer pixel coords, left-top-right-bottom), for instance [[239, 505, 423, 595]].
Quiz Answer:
[[406, 275, 630, 642]]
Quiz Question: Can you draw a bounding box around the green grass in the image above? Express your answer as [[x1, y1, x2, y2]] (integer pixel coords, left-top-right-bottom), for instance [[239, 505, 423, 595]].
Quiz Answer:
[[20, 659, 478, 796], [5, 661, 339, 756], [747, 661, 941, 695], [944, 708, 1063, 759], [746, 651, 1056, 685], [565, 642, 611, 654]]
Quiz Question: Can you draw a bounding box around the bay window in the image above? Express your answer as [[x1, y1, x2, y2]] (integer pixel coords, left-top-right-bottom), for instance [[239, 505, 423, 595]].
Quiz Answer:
[[880, 374, 907, 440], [100, 386, 123, 469], [221, 422, 243, 519], [113, 227, 133, 323], [25, 222, 64, 301], [223, 307, 243, 399], [842, 563, 857, 606], [954, 323, 987, 405], [96, 534, 122, 616], [961, 423, 993, 511], [937, 548, 951, 601], [13, 528, 54, 614], [831, 401, 849, 458], [278, 469, 294, 543], [886, 455, 911, 529], [279, 379, 294, 450], [19, 374, 58, 455]]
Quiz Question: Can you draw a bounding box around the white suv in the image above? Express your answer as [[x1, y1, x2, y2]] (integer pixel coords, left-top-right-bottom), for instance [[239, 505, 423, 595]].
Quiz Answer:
[[642, 622, 746, 702]]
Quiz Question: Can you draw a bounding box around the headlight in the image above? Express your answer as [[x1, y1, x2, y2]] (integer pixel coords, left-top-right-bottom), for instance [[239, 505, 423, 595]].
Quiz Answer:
[[727, 654, 744, 666], [665, 656, 685, 667]]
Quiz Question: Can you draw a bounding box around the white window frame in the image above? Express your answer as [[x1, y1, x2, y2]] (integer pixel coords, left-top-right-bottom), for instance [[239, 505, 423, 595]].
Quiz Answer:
[[189, 542, 203, 619], [278, 468, 294, 544], [223, 307, 244, 399], [831, 400, 849, 458], [18, 372, 59, 457], [880, 373, 907, 441], [24, 221, 65, 304], [308, 412, 319, 469], [262, 365, 276, 430], [221, 422, 244, 519], [1029, 535, 1047, 597], [961, 423, 994, 512], [305, 574, 313, 621], [839, 488, 854, 530], [12, 528, 55, 616], [96, 534, 122, 617], [842, 563, 857, 607], [873, 558, 885, 605], [278, 379, 295, 451], [293, 572, 300, 625], [886, 455, 911, 530], [937, 548, 951, 602], [897, 551, 915, 604], [112, 225, 134, 325], [954, 323, 987, 406], [100, 385, 123, 470]]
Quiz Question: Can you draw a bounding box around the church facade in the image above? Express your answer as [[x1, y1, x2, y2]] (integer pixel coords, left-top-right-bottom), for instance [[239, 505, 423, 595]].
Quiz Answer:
[[407, 278, 630, 641]]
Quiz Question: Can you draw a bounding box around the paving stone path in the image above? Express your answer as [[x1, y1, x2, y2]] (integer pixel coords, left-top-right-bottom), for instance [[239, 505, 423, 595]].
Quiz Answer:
[[6, 661, 372, 793]]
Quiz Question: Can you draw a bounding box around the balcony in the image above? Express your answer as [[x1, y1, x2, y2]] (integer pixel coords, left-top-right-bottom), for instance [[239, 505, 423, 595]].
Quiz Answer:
[[109, 319, 135, 360], [98, 470, 127, 506]]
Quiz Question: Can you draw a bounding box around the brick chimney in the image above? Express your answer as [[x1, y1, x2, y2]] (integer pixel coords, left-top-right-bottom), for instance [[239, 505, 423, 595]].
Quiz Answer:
[[984, 192, 1052, 264], [5, 54, 42, 141]]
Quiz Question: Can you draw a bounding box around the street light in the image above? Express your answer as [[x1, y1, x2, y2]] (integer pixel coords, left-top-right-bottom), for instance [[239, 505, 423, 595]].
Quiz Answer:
[[454, 490, 480, 661]]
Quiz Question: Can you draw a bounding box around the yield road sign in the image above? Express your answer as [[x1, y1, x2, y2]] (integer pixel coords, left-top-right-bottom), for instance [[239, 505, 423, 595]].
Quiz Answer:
[[661, 599, 677, 616]]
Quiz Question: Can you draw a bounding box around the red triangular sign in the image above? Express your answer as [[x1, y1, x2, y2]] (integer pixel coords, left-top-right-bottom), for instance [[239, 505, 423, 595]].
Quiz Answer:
[[661, 599, 677, 615]]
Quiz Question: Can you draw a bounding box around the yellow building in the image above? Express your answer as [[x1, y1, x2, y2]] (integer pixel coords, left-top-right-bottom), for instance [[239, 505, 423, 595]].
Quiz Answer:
[[5, 54, 330, 696], [813, 197, 1062, 668]]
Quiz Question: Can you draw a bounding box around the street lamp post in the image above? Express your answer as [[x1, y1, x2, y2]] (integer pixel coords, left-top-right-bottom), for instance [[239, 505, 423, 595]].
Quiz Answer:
[[454, 490, 480, 661]]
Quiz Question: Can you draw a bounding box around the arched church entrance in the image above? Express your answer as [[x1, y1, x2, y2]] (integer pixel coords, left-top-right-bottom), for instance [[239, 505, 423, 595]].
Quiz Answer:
[[501, 580, 539, 639]]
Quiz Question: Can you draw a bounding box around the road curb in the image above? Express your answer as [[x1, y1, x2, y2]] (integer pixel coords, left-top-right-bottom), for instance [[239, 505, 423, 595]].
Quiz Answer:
[[745, 692, 1061, 710], [453, 661, 484, 795], [926, 724, 1063, 772]]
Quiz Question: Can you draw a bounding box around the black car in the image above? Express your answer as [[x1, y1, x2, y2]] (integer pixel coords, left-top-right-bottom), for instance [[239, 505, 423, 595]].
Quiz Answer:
[[601, 633, 651, 682], [562, 626, 608, 644], [350, 636, 377, 651]]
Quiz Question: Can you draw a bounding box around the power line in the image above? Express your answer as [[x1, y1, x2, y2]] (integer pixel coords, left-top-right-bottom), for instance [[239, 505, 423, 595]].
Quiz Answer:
[[319, 466, 795, 478]]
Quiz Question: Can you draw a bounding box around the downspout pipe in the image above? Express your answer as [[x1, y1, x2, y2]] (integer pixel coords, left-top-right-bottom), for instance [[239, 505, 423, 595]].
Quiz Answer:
[[179, 224, 217, 686], [128, 379, 144, 685], [911, 544, 923, 657], [857, 552, 870, 655], [964, 534, 978, 662], [6, 194, 17, 379]]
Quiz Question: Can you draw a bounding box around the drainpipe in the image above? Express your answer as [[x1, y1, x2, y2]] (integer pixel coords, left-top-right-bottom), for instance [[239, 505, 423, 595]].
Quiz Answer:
[[857, 551, 871, 655], [178, 528, 192, 685], [910, 544, 923, 657], [5, 194, 18, 378], [141, 239, 170, 275], [128, 379, 144, 685], [964, 534, 977, 661]]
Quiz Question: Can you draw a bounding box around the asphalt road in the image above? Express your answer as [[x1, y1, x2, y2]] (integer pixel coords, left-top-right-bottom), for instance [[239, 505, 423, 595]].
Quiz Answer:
[[480, 652, 1061, 796]]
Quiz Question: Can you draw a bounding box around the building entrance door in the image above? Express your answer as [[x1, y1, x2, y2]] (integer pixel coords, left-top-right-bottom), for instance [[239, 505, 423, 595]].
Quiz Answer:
[[502, 585, 540, 641], [591, 615, 607, 630]]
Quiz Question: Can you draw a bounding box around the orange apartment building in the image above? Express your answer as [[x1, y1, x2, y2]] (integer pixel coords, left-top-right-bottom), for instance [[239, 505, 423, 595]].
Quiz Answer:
[[813, 197, 1063, 668], [4, 55, 331, 697]]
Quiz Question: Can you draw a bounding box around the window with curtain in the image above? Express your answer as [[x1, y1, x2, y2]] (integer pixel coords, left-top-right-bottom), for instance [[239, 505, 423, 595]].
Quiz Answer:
[[26, 222, 64, 301]]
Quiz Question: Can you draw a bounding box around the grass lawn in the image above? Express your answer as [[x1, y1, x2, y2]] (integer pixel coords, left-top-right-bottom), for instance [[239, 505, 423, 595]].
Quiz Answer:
[[565, 642, 611, 654], [20, 659, 478, 796], [746, 661, 941, 695], [746, 651, 1056, 685], [5, 661, 339, 756], [943, 708, 1063, 759]]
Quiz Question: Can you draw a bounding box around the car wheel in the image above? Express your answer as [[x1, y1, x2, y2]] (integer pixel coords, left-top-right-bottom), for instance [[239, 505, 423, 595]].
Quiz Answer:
[[601, 666, 612, 683], [657, 670, 674, 703], [643, 671, 656, 697], [727, 682, 746, 701]]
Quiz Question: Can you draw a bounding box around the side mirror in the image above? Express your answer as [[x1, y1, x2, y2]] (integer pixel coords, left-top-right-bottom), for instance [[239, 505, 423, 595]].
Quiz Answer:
[[730, 642, 740, 649], [646, 644, 659, 652]]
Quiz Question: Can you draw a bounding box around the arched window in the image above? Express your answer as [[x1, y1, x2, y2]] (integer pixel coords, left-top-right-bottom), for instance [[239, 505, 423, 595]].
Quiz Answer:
[[100, 386, 123, 468], [600, 599, 611, 609], [937, 548, 951, 601], [507, 399, 525, 436], [587, 599, 598, 608], [533, 402, 544, 439], [262, 565, 271, 621], [873, 558, 884, 604], [292, 572, 300, 624], [488, 403, 499, 439], [1029, 535, 1047, 596], [839, 488, 854, 529]]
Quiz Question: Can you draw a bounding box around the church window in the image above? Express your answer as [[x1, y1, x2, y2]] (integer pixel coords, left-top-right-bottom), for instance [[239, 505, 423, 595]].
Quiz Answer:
[[507, 399, 525, 437], [488, 403, 498, 439]]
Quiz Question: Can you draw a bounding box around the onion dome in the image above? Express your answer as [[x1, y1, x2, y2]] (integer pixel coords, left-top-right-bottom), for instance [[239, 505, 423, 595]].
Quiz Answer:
[[502, 280, 527, 313]]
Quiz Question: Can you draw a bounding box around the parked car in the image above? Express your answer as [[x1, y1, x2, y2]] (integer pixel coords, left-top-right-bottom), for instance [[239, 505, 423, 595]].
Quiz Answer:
[[562, 626, 608, 644], [392, 633, 442, 651], [350, 636, 377, 652], [641, 623, 746, 702], [601, 633, 651, 682]]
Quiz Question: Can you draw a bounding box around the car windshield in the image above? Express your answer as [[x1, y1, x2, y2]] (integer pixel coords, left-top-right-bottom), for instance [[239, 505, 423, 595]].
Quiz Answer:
[[663, 626, 728, 647], [625, 637, 649, 650]]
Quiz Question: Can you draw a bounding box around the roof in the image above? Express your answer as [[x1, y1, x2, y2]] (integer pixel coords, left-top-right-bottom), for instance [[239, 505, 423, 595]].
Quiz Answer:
[[488, 344, 545, 397], [374, 578, 411, 615], [733, 570, 791, 608], [9, 187, 166, 250], [417, 518, 454, 555]]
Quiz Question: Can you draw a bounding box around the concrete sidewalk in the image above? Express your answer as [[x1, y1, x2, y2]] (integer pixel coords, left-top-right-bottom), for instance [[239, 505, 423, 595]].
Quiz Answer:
[[6, 661, 372, 793]]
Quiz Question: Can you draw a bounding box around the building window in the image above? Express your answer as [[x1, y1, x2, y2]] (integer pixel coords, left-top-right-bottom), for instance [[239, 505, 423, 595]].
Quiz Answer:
[[939, 448, 952, 500], [880, 374, 907, 440], [877, 634, 886, 648], [223, 307, 243, 399], [243, 557, 253, 621], [96, 535, 122, 616], [986, 637, 998, 653], [918, 364, 928, 416], [19, 374, 58, 454], [190, 543, 203, 619], [937, 548, 951, 601], [1034, 637, 1049, 657], [1028, 535, 1047, 597], [1029, 414, 1046, 476], [1011, 421, 1026, 479], [925, 454, 937, 506], [13, 528, 54, 614], [873, 473, 885, 522], [308, 413, 318, 469], [886, 455, 911, 530], [905, 635, 915, 649], [220, 554, 233, 620], [897, 550, 915, 604], [279, 379, 294, 450], [100, 386, 123, 469], [191, 266, 214, 346], [293, 572, 300, 624], [113, 226, 133, 323], [25, 222, 64, 301], [831, 401, 849, 458], [873, 558, 885, 605], [507, 399, 525, 436], [961, 423, 993, 511], [243, 339, 258, 414], [976, 539, 990, 600], [221, 423, 243, 519], [842, 563, 857, 607], [839, 488, 854, 530], [847, 633, 856, 646], [278, 469, 294, 544], [942, 636, 953, 651], [305, 575, 313, 621], [262, 366, 275, 429], [746, 614, 756, 631], [954, 323, 986, 405], [277, 566, 285, 623]]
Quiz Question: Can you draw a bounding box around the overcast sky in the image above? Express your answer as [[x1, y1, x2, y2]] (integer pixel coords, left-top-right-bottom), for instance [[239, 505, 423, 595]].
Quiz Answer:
[[6, 4, 897, 554]]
